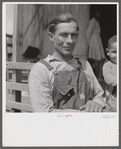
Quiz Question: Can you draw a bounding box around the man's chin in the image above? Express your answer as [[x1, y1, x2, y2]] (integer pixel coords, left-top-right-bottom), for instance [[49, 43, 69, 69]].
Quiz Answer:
[[63, 52, 73, 56], [63, 49, 74, 55]]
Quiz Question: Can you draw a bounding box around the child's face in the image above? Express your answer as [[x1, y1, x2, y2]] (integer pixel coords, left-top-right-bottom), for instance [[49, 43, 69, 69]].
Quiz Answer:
[[108, 42, 117, 64]]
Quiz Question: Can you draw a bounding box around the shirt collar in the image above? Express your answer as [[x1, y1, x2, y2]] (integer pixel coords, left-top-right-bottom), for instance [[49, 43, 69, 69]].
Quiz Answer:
[[48, 52, 82, 69]]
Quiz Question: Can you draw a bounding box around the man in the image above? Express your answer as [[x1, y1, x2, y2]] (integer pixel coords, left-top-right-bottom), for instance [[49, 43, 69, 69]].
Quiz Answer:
[[29, 13, 106, 112]]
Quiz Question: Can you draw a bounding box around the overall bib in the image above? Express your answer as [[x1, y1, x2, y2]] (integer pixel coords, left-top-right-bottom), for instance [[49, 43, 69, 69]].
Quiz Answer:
[[39, 58, 94, 110]]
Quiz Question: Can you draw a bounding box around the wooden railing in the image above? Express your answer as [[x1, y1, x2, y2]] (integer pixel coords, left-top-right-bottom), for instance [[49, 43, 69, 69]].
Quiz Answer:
[[6, 62, 35, 112]]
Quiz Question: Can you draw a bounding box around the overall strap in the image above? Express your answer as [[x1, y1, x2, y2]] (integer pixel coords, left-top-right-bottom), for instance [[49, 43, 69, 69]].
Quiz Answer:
[[76, 58, 82, 68], [39, 59, 53, 71], [75, 58, 87, 70]]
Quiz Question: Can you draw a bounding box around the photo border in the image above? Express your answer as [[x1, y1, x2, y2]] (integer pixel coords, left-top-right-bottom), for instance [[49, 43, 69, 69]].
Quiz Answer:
[[2, 1, 120, 147]]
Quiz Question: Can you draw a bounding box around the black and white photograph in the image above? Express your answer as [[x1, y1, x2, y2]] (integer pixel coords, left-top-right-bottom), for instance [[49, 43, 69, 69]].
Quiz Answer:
[[3, 2, 119, 146]]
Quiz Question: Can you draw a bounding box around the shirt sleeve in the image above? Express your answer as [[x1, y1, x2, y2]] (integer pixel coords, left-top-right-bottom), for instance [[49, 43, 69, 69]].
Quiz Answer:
[[102, 62, 117, 86], [86, 61, 106, 107], [29, 62, 80, 112]]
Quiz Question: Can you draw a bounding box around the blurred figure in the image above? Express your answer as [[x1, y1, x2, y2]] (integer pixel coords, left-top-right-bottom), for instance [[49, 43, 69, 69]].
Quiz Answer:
[[85, 11, 106, 81]]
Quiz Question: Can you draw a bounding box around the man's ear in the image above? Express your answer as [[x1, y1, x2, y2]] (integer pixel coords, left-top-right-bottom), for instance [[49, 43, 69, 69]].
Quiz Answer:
[[48, 32, 54, 42], [106, 48, 109, 56]]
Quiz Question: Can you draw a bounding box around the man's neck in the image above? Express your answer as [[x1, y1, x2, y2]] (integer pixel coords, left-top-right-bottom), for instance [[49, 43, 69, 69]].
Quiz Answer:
[[52, 50, 73, 62]]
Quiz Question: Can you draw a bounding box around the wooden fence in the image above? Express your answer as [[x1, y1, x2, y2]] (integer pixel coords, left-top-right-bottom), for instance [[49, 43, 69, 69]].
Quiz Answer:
[[6, 62, 35, 112]]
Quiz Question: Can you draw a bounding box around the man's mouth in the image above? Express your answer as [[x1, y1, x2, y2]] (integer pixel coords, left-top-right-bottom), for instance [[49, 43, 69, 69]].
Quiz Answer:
[[63, 47, 73, 49]]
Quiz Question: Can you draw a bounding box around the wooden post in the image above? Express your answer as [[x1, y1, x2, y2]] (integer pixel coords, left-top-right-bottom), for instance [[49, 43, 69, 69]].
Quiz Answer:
[[12, 4, 24, 112], [71, 5, 90, 60]]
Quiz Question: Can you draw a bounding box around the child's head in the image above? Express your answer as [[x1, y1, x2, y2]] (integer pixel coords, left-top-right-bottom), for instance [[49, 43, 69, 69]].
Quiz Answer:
[[107, 35, 117, 64]]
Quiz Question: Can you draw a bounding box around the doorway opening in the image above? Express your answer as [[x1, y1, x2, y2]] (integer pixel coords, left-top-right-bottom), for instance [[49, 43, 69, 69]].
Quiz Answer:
[[90, 4, 117, 57]]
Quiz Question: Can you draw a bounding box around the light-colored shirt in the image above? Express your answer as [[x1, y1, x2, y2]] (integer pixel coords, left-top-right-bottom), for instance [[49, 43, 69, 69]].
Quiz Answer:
[[102, 61, 117, 110], [103, 61, 117, 86], [29, 52, 105, 112]]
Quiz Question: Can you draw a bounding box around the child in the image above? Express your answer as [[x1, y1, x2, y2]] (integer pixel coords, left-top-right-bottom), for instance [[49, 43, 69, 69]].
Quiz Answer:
[[102, 35, 117, 112]]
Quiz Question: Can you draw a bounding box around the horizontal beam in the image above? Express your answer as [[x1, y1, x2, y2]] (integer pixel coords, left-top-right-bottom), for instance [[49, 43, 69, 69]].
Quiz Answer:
[[6, 62, 35, 70], [6, 82, 29, 92], [6, 34, 13, 38], [6, 100, 33, 112], [7, 43, 12, 47]]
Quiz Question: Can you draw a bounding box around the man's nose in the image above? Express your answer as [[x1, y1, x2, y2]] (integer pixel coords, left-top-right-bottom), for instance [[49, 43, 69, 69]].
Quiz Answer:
[[66, 35, 73, 43]]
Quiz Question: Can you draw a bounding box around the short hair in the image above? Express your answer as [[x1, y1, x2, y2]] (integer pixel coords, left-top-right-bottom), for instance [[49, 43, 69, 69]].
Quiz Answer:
[[48, 13, 79, 34], [108, 35, 117, 49]]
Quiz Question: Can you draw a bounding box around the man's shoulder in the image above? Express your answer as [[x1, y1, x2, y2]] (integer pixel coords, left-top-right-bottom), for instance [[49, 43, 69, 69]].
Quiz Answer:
[[31, 55, 51, 71], [74, 57, 87, 63], [74, 57, 88, 70], [38, 54, 56, 70]]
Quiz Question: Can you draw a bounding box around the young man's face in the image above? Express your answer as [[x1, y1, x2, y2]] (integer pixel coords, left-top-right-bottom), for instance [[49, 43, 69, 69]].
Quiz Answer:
[[108, 42, 117, 64], [50, 21, 79, 58]]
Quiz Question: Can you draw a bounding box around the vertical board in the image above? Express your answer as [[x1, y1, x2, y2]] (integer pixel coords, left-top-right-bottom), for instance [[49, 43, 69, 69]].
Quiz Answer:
[[12, 4, 24, 111]]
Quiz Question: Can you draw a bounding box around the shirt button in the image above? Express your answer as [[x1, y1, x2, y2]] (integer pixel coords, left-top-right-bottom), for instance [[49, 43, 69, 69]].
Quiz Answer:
[[54, 71, 58, 75]]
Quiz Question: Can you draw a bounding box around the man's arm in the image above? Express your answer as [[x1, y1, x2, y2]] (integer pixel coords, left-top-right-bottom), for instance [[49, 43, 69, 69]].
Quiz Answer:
[[86, 61, 105, 105], [80, 61, 106, 112], [29, 62, 80, 112]]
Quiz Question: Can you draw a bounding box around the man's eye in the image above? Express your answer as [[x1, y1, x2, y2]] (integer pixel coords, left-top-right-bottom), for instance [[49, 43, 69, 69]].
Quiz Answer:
[[60, 33, 68, 37], [71, 33, 78, 37]]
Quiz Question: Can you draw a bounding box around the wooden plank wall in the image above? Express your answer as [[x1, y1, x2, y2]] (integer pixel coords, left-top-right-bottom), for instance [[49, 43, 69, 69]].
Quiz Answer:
[[16, 4, 89, 60]]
